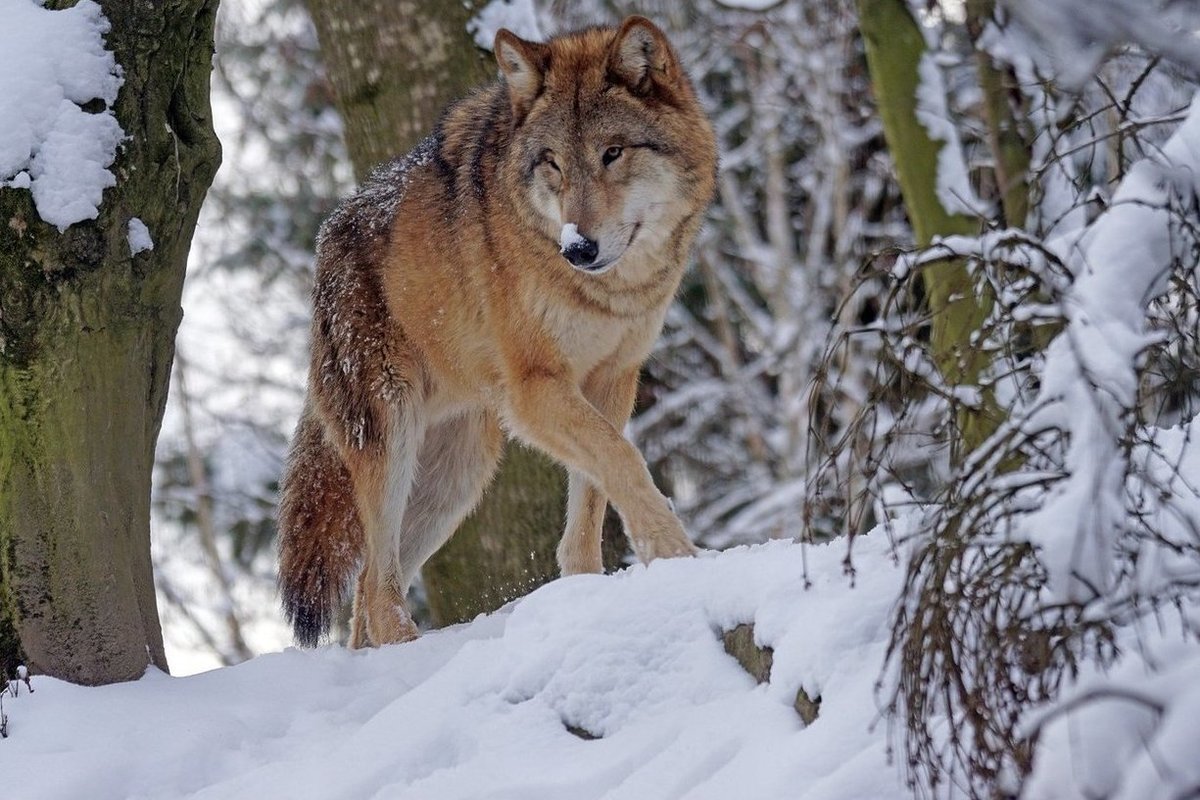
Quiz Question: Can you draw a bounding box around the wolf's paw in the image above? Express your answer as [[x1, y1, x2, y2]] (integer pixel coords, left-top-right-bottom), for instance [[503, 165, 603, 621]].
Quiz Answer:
[[557, 543, 605, 576], [641, 534, 698, 561], [630, 515, 698, 563], [360, 604, 420, 648]]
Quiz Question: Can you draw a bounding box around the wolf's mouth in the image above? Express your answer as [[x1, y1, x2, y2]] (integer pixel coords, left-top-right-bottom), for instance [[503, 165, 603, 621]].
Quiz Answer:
[[626, 221, 642, 249]]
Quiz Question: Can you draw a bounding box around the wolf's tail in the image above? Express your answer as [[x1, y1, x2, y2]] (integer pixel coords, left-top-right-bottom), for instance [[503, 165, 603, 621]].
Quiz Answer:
[[277, 405, 364, 647]]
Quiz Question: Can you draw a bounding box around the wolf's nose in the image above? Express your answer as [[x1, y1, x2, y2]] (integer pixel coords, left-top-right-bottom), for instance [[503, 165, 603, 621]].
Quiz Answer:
[[562, 235, 600, 268]]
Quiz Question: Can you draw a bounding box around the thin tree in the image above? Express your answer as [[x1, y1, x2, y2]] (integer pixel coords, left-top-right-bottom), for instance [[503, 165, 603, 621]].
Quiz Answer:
[[857, 0, 996, 459]]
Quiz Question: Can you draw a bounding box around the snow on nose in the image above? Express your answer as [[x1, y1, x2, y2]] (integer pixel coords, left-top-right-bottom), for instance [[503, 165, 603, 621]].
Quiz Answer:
[[559, 223, 585, 252], [559, 223, 600, 268]]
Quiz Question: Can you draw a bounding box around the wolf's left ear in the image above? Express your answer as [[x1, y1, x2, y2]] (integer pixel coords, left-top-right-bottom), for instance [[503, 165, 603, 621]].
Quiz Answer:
[[495, 29, 548, 122], [606, 16, 679, 96]]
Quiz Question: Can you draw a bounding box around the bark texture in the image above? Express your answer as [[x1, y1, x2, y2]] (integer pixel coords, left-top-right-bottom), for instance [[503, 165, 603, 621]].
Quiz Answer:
[[308, 1, 625, 628], [307, 0, 495, 172], [966, 0, 1031, 228], [0, 0, 221, 685]]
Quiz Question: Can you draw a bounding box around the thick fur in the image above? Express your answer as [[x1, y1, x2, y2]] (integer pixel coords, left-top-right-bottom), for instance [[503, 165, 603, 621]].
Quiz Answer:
[[278, 17, 718, 647]]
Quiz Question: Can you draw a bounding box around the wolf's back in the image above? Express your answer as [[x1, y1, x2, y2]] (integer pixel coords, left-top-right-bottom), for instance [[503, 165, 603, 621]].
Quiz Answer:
[[277, 405, 364, 646]]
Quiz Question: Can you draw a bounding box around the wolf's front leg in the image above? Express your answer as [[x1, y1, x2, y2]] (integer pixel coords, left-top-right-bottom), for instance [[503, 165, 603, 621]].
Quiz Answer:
[[506, 364, 696, 567], [560, 469, 607, 575], [559, 365, 640, 575]]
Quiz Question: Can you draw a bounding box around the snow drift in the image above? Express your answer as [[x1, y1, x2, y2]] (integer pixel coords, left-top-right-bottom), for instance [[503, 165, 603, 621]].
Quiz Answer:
[[3, 534, 908, 800]]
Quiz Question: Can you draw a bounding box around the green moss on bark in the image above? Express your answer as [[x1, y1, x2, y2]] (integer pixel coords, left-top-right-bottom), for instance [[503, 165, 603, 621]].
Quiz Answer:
[[0, 0, 221, 685], [858, 0, 999, 459]]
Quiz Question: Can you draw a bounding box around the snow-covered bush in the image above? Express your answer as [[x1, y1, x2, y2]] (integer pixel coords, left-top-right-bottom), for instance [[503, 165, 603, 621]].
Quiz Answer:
[[814, 3, 1200, 795]]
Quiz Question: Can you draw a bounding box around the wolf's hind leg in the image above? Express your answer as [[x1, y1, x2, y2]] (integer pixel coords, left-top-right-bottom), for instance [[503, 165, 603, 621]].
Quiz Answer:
[[347, 404, 426, 647], [348, 567, 370, 649], [559, 469, 607, 575], [395, 408, 503, 590]]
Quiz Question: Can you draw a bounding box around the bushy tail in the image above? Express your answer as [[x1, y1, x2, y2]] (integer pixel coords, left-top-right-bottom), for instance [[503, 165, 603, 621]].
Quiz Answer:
[[277, 406, 364, 647]]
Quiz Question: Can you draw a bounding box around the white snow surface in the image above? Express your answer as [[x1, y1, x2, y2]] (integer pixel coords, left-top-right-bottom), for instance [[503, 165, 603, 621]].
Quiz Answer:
[[4, 534, 911, 800], [559, 221, 586, 253], [127, 217, 153, 255], [468, 0, 546, 50], [0, 0, 124, 231]]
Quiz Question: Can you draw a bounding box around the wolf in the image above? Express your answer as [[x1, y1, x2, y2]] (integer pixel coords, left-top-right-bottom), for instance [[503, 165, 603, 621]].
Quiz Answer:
[[277, 16, 718, 648]]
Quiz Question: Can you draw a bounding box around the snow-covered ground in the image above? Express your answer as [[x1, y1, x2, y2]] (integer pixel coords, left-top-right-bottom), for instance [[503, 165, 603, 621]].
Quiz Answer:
[[3, 533, 910, 800]]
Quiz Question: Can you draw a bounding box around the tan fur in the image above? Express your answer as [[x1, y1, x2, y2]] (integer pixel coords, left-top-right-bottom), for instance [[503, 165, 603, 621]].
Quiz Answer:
[[278, 17, 718, 647]]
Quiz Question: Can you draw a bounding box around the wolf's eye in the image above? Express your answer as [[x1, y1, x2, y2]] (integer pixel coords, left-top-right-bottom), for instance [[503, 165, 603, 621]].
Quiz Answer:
[[602, 145, 624, 167], [542, 152, 561, 173]]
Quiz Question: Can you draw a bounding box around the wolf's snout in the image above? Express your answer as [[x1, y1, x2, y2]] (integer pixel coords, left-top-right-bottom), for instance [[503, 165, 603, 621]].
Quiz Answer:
[[561, 234, 600, 268]]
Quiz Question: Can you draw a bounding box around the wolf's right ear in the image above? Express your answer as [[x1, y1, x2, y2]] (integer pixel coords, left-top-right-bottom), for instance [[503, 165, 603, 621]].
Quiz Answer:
[[607, 16, 679, 98], [495, 30, 548, 122]]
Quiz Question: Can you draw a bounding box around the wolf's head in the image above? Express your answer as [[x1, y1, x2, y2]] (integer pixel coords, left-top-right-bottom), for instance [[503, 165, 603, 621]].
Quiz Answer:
[[493, 17, 716, 276]]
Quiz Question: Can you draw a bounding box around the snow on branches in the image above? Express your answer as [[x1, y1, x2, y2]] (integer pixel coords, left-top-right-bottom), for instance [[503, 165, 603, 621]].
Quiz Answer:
[[818, 3, 1200, 795]]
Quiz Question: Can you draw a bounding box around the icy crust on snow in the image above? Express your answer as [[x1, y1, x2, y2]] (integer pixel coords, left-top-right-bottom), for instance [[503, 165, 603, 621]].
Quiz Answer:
[[0, 0, 124, 231], [3, 534, 911, 800]]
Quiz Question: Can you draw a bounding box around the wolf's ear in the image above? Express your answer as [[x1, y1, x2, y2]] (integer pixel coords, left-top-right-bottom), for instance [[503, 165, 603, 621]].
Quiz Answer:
[[606, 16, 679, 97], [495, 29, 548, 121]]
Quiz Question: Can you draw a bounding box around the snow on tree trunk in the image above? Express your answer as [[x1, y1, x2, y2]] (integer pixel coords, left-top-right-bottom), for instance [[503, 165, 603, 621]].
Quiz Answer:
[[857, 0, 1000, 460], [0, 0, 222, 685]]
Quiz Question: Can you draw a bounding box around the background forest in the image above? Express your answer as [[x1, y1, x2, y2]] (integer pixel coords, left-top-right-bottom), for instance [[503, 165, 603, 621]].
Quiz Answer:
[[157, 0, 915, 666], [4, 0, 1196, 797]]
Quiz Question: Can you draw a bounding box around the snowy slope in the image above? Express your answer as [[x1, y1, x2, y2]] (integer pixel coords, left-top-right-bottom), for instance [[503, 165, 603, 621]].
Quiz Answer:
[[2, 534, 909, 800]]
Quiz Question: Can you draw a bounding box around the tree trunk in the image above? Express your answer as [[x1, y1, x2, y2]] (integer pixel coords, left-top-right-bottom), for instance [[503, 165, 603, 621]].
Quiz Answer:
[[306, 0, 495, 171], [857, 0, 997, 460], [308, 1, 622, 628], [0, 0, 222, 685], [966, 0, 1031, 229], [420, 446, 565, 625]]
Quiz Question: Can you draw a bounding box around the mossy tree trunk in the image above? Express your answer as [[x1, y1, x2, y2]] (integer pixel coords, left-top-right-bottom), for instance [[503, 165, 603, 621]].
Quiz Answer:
[[306, 0, 495, 173], [0, 0, 222, 685], [857, 0, 996, 461], [309, 1, 625, 627]]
